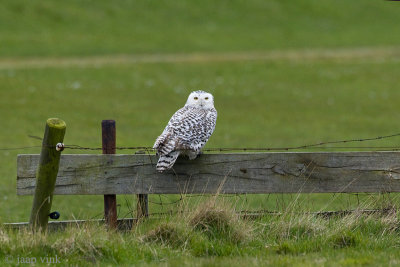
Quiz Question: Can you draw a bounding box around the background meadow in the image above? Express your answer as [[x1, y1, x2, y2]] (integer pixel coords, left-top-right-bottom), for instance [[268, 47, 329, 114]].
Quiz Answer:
[[1, 0, 400, 265]]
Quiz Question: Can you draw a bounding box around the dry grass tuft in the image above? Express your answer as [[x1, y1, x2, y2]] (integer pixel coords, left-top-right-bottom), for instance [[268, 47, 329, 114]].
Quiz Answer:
[[257, 208, 329, 242], [273, 214, 328, 240], [0, 228, 10, 244], [13, 228, 48, 252], [51, 223, 118, 260], [142, 222, 188, 248], [329, 231, 358, 248], [378, 212, 400, 234], [188, 199, 252, 243]]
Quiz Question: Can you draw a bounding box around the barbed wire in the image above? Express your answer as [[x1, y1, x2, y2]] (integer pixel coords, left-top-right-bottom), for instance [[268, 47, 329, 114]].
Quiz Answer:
[[2, 132, 400, 152], [43, 132, 400, 152], [202, 132, 400, 152], [61, 145, 400, 152], [0, 146, 42, 151]]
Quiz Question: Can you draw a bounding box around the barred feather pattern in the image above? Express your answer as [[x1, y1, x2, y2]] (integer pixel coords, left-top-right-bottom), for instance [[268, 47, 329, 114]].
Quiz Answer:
[[153, 105, 217, 172]]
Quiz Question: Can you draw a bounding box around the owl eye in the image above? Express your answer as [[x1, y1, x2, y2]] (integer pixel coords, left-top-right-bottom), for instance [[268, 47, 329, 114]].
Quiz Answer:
[[194, 97, 198, 100], [205, 97, 209, 100]]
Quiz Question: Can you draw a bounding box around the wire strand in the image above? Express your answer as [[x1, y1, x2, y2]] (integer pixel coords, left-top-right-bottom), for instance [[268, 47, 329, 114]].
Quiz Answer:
[[2, 132, 400, 152], [0, 146, 42, 151], [65, 132, 400, 152]]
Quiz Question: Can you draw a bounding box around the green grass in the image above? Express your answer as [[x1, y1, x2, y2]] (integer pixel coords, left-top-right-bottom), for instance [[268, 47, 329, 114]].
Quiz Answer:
[[0, 0, 400, 57], [1, 199, 400, 266], [1, 0, 400, 265]]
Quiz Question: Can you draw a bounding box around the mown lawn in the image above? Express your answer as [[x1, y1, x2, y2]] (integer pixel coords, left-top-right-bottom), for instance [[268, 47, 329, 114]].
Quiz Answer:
[[1, 0, 400, 266]]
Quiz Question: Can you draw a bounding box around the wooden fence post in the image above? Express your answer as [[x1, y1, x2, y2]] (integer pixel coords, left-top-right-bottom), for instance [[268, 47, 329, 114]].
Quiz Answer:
[[102, 120, 118, 229], [137, 194, 149, 219], [29, 118, 66, 231], [134, 151, 149, 220]]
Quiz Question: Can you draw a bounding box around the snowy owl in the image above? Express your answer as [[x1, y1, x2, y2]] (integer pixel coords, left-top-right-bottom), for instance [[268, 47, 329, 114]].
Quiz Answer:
[[153, 90, 217, 172]]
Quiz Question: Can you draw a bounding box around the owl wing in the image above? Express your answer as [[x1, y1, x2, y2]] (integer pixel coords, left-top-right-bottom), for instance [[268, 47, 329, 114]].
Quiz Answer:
[[153, 106, 190, 155]]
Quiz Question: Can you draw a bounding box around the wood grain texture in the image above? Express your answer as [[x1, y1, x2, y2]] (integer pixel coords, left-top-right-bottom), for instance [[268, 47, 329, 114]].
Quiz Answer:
[[17, 152, 400, 195]]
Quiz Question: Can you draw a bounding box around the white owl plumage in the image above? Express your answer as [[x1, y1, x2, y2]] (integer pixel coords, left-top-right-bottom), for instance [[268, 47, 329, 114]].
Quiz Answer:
[[153, 90, 217, 172]]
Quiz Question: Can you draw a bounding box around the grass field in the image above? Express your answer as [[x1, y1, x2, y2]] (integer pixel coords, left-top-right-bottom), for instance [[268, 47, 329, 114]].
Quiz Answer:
[[1, 0, 400, 266], [1, 0, 400, 57]]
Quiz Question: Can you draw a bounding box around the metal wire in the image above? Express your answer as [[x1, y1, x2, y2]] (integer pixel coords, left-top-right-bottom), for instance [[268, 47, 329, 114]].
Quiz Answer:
[[2, 132, 399, 152], [0, 145, 43, 151], [63, 132, 400, 152]]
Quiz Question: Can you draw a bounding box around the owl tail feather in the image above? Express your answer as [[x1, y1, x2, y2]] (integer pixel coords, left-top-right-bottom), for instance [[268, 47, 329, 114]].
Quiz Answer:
[[156, 151, 180, 173]]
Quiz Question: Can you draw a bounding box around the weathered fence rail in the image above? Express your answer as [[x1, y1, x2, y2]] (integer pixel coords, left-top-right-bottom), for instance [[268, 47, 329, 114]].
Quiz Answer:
[[17, 152, 400, 195]]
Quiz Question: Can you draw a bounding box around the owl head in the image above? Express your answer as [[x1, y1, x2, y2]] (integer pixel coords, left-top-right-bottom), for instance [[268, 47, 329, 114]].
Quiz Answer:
[[185, 90, 215, 109]]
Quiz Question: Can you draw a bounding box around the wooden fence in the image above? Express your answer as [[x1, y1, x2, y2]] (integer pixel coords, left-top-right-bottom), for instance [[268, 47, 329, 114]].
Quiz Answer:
[[17, 152, 400, 195], [14, 118, 400, 231]]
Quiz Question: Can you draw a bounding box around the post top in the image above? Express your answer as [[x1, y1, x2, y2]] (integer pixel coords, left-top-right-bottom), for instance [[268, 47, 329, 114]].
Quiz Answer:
[[46, 118, 66, 129]]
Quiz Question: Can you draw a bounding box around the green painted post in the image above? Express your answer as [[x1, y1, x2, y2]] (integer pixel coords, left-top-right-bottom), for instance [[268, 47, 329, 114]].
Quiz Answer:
[[29, 118, 66, 231]]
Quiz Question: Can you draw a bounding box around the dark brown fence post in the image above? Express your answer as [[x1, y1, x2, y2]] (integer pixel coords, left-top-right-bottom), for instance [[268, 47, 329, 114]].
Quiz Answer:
[[102, 120, 117, 229]]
